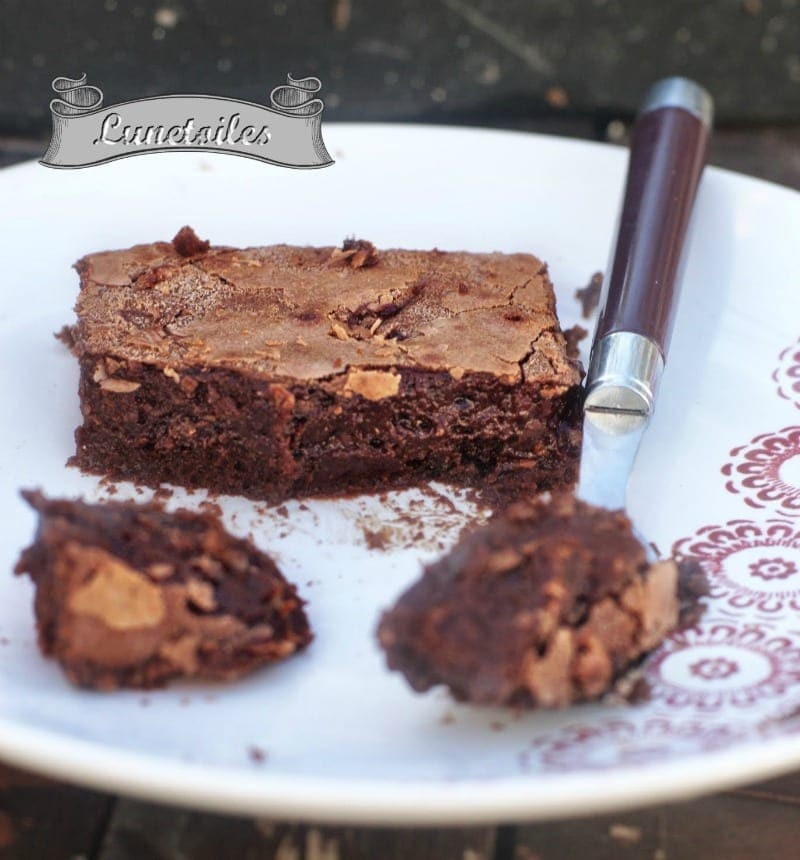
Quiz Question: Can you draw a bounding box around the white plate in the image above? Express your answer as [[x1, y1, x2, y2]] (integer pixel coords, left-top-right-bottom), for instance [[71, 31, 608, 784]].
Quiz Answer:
[[2, 125, 800, 824]]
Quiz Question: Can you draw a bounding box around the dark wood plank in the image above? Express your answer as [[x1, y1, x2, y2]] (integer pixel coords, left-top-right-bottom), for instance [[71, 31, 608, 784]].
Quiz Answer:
[[8, 759, 800, 859], [3, 0, 800, 132], [320, 825, 496, 860], [727, 768, 800, 805], [0, 136, 46, 169], [97, 797, 497, 860], [661, 794, 800, 859], [515, 808, 663, 860], [0, 765, 114, 860], [709, 126, 800, 190], [602, 122, 800, 191], [6, 121, 800, 191], [516, 791, 800, 860]]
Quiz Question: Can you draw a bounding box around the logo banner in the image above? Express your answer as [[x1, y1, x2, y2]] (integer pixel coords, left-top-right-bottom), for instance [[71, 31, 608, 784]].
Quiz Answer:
[[41, 74, 333, 169]]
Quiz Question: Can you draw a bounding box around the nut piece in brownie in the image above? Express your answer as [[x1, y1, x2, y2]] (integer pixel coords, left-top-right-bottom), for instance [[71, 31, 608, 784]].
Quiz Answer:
[[65, 227, 582, 504], [14, 491, 312, 690], [377, 494, 707, 708]]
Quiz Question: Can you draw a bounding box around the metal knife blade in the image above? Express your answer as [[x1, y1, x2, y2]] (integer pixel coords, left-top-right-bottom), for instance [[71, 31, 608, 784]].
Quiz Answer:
[[576, 77, 713, 511], [578, 416, 645, 510]]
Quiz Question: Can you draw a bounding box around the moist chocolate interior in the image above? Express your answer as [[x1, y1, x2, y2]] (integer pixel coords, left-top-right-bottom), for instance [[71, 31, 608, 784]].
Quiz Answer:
[[18, 491, 295, 622], [73, 357, 582, 501], [67, 231, 583, 503]]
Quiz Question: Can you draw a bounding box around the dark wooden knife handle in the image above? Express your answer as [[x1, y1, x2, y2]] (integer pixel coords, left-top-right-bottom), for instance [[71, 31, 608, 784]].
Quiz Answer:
[[595, 79, 713, 357]]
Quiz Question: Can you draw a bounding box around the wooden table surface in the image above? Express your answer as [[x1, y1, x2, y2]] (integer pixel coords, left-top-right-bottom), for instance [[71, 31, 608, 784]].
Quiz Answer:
[[2, 124, 800, 859]]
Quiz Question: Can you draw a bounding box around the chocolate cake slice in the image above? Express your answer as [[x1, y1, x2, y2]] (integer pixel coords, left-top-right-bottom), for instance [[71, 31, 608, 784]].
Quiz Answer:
[[64, 228, 582, 504], [14, 491, 311, 690], [377, 493, 707, 708]]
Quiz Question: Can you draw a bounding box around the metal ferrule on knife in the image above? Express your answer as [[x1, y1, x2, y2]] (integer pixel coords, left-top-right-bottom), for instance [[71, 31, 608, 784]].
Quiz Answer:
[[585, 332, 663, 432]]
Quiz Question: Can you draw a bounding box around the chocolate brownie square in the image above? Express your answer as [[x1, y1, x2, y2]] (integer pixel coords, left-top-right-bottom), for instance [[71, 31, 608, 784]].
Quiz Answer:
[[64, 228, 582, 503]]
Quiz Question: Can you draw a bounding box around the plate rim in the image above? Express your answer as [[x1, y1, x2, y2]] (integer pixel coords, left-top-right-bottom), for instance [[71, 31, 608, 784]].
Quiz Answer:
[[3, 122, 800, 823], [6, 120, 800, 200], [1, 714, 800, 824]]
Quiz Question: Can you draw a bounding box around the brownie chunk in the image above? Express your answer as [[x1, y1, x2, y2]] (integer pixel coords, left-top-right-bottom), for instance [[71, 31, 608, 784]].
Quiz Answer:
[[14, 491, 311, 690], [65, 228, 582, 504], [377, 494, 707, 708]]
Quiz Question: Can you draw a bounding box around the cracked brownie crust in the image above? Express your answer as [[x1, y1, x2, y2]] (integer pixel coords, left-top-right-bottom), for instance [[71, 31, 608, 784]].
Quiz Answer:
[[67, 228, 582, 503], [14, 491, 312, 690], [377, 494, 708, 708]]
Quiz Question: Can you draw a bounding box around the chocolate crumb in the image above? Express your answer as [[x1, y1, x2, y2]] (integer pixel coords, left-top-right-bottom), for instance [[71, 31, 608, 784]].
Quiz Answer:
[[563, 324, 588, 359], [198, 500, 223, 518], [575, 272, 603, 318], [153, 486, 173, 502], [172, 226, 210, 257], [54, 324, 75, 348], [275, 505, 289, 518], [248, 745, 267, 763], [363, 527, 389, 551]]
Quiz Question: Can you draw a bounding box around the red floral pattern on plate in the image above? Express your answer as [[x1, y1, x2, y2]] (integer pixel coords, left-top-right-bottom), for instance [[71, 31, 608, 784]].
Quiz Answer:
[[749, 558, 798, 581], [673, 519, 800, 614], [722, 427, 800, 515], [647, 620, 800, 711], [690, 657, 739, 680], [530, 717, 746, 772], [758, 705, 800, 739], [773, 339, 800, 408]]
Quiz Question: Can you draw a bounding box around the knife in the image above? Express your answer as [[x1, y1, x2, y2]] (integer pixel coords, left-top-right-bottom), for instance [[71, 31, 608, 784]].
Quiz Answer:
[[578, 77, 714, 513]]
